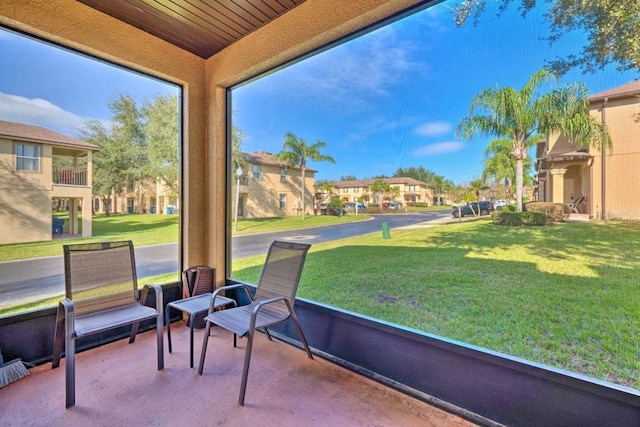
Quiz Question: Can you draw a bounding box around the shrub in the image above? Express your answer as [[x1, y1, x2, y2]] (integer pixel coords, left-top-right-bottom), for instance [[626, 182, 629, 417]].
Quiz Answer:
[[492, 211, 547, 226], [524, 202, 569, 222]]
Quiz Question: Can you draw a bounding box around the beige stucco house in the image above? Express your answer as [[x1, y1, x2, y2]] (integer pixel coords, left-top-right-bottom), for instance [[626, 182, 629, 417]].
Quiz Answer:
[[93, 179, 178, 215], [0, 120, 99, 243], [235, 151, 316, 218], [536, 80, 640, 219], [324, 177, 432, 207]]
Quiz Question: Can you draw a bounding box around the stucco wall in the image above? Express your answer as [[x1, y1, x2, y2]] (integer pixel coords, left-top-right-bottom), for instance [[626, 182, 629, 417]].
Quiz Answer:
[[590, 97, 640, 219], [0, 139, 52, 243]]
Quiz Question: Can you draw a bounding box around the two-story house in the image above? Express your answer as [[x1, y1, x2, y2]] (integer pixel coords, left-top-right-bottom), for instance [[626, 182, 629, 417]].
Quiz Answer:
[[93, 178, 178, 215], [535, 80, 640, 219], [235, 151, 316, 218], [0, 120, 99, 243], [327, 177, 432, 207]]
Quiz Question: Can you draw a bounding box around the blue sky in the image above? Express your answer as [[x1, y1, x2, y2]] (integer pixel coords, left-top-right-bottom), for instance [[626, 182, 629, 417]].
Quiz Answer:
[[1, 1, 637, 184]]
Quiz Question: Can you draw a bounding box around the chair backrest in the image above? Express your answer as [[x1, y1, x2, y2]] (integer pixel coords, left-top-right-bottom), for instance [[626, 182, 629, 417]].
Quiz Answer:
[[570, 196, 585, 208], [255, 241, 311, 306], [63, 241, 138, 316], [182, 266, 215, 298]]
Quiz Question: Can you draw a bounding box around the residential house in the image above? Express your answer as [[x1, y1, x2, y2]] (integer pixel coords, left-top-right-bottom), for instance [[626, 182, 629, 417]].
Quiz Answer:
[[535, 80, 640, 219], [0, 120, 99, 244], [325, 177, 432, 206], [93, 178, 178, 215], [236, 151, 316, 218]]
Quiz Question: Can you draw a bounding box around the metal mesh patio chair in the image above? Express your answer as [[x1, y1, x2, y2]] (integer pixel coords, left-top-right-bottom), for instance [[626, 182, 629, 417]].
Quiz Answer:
[[51, 241, 164, 408], [569, 195, 585, 214], [197, 240, 313, 405], [165, 266, 236, 368]]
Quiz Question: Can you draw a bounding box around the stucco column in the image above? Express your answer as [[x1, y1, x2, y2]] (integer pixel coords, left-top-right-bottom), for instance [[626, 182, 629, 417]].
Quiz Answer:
[[550, 168, 567, 204], [69, 198, 78, 234]]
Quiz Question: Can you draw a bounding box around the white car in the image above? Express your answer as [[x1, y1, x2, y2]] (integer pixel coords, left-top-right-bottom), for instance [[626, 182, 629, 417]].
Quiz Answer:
[[493, 200, 507, 209]]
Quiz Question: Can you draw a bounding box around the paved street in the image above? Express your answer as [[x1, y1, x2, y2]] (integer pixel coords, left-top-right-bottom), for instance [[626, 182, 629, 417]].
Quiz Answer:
[[0, 211, 451, 306]]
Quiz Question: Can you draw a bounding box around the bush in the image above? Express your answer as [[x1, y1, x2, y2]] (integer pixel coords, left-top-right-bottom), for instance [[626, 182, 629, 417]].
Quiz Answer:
[[492, 211, 547, 226], [524, 202, 569, 222]]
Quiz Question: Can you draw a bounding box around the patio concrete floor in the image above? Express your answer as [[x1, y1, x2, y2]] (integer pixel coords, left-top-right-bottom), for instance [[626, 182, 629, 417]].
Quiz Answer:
[[0, 323, 479, 426]]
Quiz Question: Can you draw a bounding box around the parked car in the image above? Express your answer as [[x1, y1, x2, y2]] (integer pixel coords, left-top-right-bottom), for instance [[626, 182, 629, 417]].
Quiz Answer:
[[327, 206, 346, 216], [451, 201, 495, 218], [387, 202, 402, 210], [344, 202, 366, 210], [493, 199, 507, 210]]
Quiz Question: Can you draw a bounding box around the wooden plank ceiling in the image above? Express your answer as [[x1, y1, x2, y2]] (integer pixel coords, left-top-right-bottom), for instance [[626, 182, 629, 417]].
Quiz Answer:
[[78, 0, 307, 58]]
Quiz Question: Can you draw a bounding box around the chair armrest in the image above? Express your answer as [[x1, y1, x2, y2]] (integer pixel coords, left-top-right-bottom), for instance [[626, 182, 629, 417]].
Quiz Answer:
[[249, 296, 289, 328], [143, 284, 164, 316], [210, 284, 253, 312], [60, 298, 75, 319]]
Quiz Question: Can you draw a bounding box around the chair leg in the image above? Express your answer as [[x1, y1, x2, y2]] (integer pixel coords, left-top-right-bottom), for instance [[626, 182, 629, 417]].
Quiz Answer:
[[64, 311, 76, 408], [156, 312, 164, 370], [238, 329, 255, 406], [289, 310, 313, 360], [263, 327, 273, 342], [52, 303, 65, 369], [188, 313, 196, 368], [197, 321, 212, 375], [166, 308, 173, 354]]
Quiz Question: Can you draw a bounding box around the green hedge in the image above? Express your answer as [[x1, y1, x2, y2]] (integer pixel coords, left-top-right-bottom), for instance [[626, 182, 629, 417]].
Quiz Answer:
[[524, 202, 570, 222], [492, 211, 547, 226]]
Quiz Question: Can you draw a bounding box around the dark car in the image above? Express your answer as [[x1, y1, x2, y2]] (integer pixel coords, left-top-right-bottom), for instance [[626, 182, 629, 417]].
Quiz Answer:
[[451, 201, 495, 218], [327, 206, 346, 216]]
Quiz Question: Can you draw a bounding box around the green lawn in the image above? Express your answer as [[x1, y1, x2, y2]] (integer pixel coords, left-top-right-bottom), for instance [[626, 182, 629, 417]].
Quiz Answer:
[[0, 213, 368, 261], [233, 213, 370, 235], [231, 220, 640, 390], [5, 212, 639, 389]]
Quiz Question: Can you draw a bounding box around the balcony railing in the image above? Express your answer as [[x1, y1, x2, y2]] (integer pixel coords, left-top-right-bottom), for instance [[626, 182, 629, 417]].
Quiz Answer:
[[53, 168, 88, 186]]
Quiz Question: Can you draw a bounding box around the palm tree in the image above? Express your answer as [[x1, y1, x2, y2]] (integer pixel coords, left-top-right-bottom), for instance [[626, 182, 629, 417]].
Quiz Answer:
[[468, 178, 489, 216], [456, 68, 610, 212], [275, 132, 335, 220], [370, 178, 391, 207], [431, 175, 451, 206]]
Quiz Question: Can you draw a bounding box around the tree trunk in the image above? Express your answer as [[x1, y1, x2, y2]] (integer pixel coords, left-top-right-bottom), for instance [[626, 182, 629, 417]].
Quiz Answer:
[[515, 158, 523, 212], [301, 167, 306, 220]]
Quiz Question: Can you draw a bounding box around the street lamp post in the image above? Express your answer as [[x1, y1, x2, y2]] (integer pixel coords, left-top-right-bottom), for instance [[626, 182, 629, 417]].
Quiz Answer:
[[234, 167, 242, 232]]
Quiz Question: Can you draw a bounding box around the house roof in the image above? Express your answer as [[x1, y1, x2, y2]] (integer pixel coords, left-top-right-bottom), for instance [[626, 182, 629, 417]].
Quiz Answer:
[[332, 177, 427, 188], [243, 151, 317, 173], [78, 0, 307, 59], [0, 120, 100, 151], [590, 80, 640, 102]]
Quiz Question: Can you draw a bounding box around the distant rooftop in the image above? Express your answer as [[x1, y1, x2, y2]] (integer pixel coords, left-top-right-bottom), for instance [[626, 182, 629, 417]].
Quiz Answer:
[[590, 80, 640, 102], [243, 151, 317, 173], [332, 177, 428, 188], [0, 120, 100, 151]]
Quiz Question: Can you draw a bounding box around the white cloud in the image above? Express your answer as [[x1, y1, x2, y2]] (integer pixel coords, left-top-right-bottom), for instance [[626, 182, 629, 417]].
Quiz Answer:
[[412, 141, 464, 157], [0, 92, 99, 136], [253, 25, 427, 113], [414, 121, 451, 137]]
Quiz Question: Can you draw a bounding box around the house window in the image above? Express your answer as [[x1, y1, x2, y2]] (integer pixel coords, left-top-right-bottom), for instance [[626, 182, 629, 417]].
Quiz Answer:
[[127, 181, 134, 192], [409, 185, 415, 191], [16, 143, 40, 172], [252, 164, 261, 180], [279, 194, 286, 209], [280, 168, 286, 183], [343, 188, 349, 193], [354, 187, 360, 193]]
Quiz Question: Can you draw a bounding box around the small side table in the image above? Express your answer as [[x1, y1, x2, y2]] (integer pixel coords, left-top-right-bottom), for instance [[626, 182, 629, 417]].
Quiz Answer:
[[166, 293, 236, 368]]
